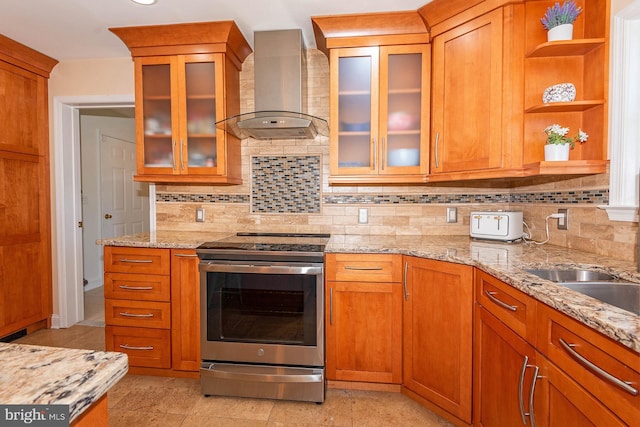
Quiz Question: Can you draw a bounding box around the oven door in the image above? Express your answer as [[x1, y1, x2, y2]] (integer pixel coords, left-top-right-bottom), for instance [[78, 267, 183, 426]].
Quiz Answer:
[[199, 260, 324, 367]]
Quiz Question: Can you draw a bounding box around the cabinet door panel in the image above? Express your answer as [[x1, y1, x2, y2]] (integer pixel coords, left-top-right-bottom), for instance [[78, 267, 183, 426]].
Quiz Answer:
[[380, 45, 429, 174], [326, 281, 402, 384], [137, 57, 177, 174], [475, 307, 537, 427], [432, 8, 504, 173], [171, 249, 201, 372], [403, 257, 473, 423], [330, 47, 379, 175]]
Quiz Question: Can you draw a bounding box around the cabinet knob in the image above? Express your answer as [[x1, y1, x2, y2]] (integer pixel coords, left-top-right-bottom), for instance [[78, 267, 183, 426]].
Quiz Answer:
[[104, 213, 113, 219]]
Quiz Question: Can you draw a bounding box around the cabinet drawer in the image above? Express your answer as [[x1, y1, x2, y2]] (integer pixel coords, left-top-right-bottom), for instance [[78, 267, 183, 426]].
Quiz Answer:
[[104, 246, 170, 275], [104, 273, 170, 302], [105, 299, 170, 329], [537, 304, 639, 426], [326, 253, 402, 282], [476, 270, 537, 342], [106, 326, 171, 369]]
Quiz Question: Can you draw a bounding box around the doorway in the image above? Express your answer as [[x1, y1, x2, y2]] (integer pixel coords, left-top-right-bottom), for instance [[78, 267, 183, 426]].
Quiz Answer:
[[52, 95, 155, 328], [77, 108, 149, 326]]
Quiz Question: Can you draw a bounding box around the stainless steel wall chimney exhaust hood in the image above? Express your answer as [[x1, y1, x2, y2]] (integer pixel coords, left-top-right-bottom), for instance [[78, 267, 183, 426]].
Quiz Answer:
[[216, 29, 328, 140]]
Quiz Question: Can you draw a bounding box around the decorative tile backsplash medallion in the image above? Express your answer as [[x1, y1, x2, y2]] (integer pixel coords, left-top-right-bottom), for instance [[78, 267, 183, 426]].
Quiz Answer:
[[156, 189, 609, 206], [251, 155, 321, 214]]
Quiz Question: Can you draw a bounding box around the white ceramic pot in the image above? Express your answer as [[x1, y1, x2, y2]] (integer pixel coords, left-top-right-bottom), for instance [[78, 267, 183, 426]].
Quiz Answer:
[[547, 24, 574, 42], [544, 144, 571, 161]]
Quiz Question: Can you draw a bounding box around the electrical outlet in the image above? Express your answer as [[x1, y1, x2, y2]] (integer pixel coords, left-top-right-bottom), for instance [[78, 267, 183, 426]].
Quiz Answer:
[[358, 208, 368, 224], [557, 208, 568, 230], [446, 207, 458, 223], [195, 208, 205, 223]]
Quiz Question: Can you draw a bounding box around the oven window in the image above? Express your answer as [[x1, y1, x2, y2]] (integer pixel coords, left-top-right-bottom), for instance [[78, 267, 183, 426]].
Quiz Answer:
[[205, 272, 318, 346]]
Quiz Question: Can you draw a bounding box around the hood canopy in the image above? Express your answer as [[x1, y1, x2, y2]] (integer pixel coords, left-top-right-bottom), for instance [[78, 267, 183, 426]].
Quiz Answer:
[[217, 29, 328, 140]]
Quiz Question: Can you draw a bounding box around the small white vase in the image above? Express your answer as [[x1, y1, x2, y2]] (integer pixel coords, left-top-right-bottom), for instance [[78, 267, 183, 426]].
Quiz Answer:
[[547, 24, 574, 42], [544, 144, 571, 161]]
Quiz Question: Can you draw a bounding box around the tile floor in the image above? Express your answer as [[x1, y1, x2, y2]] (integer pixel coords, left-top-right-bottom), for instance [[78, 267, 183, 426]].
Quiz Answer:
[[15, 326, 455, 427]]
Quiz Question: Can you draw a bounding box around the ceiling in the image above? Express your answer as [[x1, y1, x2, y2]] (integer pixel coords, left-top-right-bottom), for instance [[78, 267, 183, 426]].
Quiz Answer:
[[0, 0, 431, 61]]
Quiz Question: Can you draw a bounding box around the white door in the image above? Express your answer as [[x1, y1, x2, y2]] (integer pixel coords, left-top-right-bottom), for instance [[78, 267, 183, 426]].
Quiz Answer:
[[100, 134, 150, 238]]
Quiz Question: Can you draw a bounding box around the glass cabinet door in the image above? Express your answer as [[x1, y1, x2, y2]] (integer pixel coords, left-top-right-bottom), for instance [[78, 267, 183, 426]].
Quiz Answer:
[[141, 61, 174, 169], [333, 47, 379, 174], [381, 45, 428, 173], [183, 57, 221, 172]]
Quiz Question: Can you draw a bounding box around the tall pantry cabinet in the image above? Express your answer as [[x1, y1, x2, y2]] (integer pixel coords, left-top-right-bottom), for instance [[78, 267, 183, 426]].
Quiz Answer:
[[0, 35, 57, 338]]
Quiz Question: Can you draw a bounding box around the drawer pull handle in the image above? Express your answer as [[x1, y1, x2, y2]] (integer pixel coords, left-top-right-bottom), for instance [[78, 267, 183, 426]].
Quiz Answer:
[[119, 312, 154, 318], [119, 258, 153, 264], [485, 290, 517, 312], [517, 356, 529, 425], [119, 285, 153, 291], [120, 344, 154, 351], [344, 266, 383, 271], [174, 254, 198, 257], [403, 261, 410, 301], [559, 338, 638, 396], [528, 367, 541, 427]]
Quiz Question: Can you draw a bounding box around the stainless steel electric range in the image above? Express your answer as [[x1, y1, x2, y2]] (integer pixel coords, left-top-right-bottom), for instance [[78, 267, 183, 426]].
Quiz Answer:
[[196, 232, 330, 403]]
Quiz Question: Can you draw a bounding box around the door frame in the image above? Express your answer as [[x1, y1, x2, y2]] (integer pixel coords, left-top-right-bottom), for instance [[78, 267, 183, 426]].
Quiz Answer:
[[52, 95, 155, 328]]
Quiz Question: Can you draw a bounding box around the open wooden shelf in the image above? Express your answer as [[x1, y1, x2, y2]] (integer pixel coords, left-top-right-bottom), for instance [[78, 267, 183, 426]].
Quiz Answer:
[[525, 100, 605, 113], [526, 38, 606, 57], [523, 159, 609, 176]]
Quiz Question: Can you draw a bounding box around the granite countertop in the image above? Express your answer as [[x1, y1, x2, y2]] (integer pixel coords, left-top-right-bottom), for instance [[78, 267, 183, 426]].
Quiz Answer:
[[0, 343, 128, 422], [98, 231, 640, 353]]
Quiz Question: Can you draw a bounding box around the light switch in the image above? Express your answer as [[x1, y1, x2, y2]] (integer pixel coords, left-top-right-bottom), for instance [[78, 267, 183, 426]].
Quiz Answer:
[[358, 208, 368, 224]]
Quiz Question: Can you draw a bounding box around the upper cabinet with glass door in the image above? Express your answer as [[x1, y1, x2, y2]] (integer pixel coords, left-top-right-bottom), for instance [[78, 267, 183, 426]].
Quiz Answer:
[[313, 12, 430, 185], [110, 21, 251, 184]]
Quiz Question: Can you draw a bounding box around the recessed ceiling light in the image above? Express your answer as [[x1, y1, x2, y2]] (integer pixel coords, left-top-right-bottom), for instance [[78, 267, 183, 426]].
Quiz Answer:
[[131, 0, 157, 5]]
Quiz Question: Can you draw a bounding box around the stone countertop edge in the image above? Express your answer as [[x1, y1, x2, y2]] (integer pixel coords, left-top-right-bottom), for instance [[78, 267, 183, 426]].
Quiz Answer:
[[0, 343, 128, 422], [97, 232, 640, 354]]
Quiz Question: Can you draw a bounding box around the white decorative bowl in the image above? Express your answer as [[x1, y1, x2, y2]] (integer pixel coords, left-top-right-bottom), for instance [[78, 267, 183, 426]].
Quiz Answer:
[[542, 83, 576, 103], [388, 148, 420, 167]]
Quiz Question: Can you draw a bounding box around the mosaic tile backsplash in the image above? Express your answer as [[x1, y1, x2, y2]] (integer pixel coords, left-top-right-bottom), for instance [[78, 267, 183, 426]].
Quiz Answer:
[[251, 155, 321, 214]]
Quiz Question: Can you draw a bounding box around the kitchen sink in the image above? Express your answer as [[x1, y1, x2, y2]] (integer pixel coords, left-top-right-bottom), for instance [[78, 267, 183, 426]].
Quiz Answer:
[[525, 269, 640, 315], [558, 282, 640, 316], [525, 268, 616, 282]]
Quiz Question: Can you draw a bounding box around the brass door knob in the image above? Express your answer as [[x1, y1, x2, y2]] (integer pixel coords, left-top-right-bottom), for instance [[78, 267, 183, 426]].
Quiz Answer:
[[104, 214, 113, 219]]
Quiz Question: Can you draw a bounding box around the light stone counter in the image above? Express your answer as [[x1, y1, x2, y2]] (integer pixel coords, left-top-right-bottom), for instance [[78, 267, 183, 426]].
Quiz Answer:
[[97, 230, 233, 248], [0, 343, 128, 421], [98, 231, 640, 353]]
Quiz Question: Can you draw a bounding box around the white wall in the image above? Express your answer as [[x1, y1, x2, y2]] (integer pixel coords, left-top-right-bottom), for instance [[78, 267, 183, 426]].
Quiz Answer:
[[48, 57, 134, 319], [80, 114, 136, 291]]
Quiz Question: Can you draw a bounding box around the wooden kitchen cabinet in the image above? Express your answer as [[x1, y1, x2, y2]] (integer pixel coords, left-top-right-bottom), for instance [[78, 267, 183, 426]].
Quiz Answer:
[[430, 6, 524, 181], [536, 303, 639, 426], [104, 246, 201, 376], [0, 35, 57, 339], [325, 254, 403, 385], [170, 249, 200, 372], [475, 270, 636, 426], [403, 256, 474, 424], [110, 21, 251, 184], [475, 306, 538, 427], [104, 246, 172, 371], [312, 12, 430, 185]]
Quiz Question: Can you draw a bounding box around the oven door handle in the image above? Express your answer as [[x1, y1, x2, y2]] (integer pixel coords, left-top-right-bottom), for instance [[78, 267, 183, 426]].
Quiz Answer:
[[204, 367, 323, 384], [199, 263, 322, 275]]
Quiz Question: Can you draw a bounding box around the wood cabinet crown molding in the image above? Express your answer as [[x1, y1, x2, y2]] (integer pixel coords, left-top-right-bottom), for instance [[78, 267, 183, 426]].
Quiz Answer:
[[109, 21, 252, 68], [312, 11, 429, 57], [0, 34, 57, 77]]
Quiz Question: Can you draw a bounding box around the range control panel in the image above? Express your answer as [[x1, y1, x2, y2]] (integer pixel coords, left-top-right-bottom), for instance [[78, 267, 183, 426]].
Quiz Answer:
[[470, 211, 523, 242]]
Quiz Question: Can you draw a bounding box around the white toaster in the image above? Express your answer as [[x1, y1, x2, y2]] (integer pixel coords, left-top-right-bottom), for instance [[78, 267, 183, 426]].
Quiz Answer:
[[469, 211, 524, 242]]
